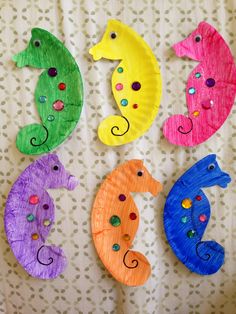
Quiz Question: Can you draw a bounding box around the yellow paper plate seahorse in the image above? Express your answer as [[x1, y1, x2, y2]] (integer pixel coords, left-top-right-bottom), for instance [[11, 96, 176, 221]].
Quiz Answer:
[[89, 20, 162, 146]]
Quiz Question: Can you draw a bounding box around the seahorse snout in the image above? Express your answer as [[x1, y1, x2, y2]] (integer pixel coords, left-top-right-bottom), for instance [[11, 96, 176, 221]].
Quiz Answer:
[[66, 175, 79, 190], [89, 44, 103, 61], [149, 179, 162, 196], [12, 49, 28, 68], [172, 42, 187, 58]]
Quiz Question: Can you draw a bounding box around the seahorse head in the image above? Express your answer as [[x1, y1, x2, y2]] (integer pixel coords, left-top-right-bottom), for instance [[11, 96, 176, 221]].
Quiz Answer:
[[35, 154, 79, 191], [89, 20, 129, 61], [183, 154, 231, 189], [172, 21, 219, 61], [114, 160, 162, 196], [12, 28, 62, 68]]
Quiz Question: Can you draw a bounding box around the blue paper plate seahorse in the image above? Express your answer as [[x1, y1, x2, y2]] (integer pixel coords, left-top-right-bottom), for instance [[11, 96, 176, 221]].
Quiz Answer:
[[164, 154, 231, 275]]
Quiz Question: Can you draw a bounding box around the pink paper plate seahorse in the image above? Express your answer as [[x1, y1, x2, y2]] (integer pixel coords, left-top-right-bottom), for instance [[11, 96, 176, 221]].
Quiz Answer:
[[4, 154, 78, 279], [163, 21, 236, 146]]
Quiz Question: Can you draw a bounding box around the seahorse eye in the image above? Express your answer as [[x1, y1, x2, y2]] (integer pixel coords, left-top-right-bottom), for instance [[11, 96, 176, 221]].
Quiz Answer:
[[194, 35, 202, 43], [110, 32, 117, 39], [53, 165, 59, 171], [208, 163, 215, 171], [33, 39, 41, 47], [137, 170, 143, 177]]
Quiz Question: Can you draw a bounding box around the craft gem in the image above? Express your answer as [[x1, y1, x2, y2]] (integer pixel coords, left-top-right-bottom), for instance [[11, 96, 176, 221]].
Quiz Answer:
[[205, 78, 215, 87], [181, 198, 192, 209], [199, 214, 207, 222], [193, 111, 200, 117], [48, 67, 57, 77], [27, 214, 35, 222], [58, 82, 66, 90], [196, 195, 202, 201], [43, 219, 51, 227], [120, 99, 128, 106], [119, 194, 126, 201], [202, 99, 214, 110], [117, 67, 123, 73], [29, 195, 39, 205], [53, 100, 64, 111], [43, 204, 49, 210], [115, 83, 123, 91], [129, 212, 137, 220], [137, 171, 143, 176], [133, 104, 138, 109], [32, 233, 39, 240], [131, 81, 141, 91], [195, 72, 201, 78], [123, 234, 130, 241], [187, 230, 196, 238], [188, 87, 196, 95], [109, 215, 121, 227], [47, 115, 55, 121], [181, 216, 188, 223], [39, 96, 47, 103], [112, 243, 120, 251]]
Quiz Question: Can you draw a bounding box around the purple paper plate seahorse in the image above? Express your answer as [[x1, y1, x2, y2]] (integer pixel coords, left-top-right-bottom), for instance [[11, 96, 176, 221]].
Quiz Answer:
[[4, 154, 78, 279]]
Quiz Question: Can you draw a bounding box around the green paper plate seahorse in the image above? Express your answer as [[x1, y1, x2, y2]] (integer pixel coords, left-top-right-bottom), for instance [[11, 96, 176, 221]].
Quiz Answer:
[[13, 28, 83, 155]]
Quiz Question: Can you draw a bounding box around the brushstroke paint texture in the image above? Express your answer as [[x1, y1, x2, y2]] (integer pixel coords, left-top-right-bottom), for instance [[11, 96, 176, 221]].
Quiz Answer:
[[4, 154, 78, 279], [164, 154, 231, 275], [163, 21, 236, 146]]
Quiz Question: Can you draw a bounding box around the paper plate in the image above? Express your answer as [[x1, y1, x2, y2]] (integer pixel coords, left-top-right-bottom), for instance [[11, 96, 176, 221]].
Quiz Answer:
[[4, 154, 79, 279], [163, 154, 231, 275], [163, 21, 236, 147], [89, 20, 162, 146], [13, 28, 83, 155], [91, 160, 162, 286]]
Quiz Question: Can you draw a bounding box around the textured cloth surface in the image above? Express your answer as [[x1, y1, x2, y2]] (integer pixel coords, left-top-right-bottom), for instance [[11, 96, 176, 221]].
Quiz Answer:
[[0, 0, 236, 313]]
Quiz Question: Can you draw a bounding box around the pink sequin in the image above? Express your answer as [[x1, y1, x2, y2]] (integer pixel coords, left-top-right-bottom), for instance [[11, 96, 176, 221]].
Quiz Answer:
[[53, 100, 64, 111], [115, 83, 123, 91]]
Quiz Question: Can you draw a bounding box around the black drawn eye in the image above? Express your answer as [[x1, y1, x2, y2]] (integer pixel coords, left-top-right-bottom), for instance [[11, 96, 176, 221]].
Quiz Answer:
[[33, 39, 41, 47], [208, 163, 215, 171], [110, 32, 117, 39], [53, 165, 59, 171], [194, 35, 202, 43], [137, 170, 143, 177]]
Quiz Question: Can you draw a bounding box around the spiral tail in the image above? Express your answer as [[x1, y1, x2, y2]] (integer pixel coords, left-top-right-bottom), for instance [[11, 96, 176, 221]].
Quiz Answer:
[[163, 114, 199, 146], [194, 241, 224, 275], [98, 115, 131, 146], [16, 123, 50, 155], [25, 245, 67, 279], [119, 250, 151, 286]]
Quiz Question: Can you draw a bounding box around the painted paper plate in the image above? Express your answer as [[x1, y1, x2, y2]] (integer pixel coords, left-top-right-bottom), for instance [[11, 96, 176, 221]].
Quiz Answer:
[[4, 154, 79, 279], [164, 154, 231, 275], [89, 20, 162, 146], [163, 21, 236, 146], [13, 28, 83, 155], [91, 160, 162, 286]]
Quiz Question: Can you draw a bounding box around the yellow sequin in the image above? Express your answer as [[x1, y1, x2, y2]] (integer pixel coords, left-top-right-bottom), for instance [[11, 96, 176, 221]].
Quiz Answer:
[[181, 198, 192, 209], [193, 110, 200, 117]]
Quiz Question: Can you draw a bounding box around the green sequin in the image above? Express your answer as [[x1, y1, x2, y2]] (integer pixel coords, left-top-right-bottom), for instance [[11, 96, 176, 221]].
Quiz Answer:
[[27, 214, 35, 222], [187, 230, 196, 238], [109, 215, 121, 227], [117, 67, 123, 73], [112, 243, 120, 251]]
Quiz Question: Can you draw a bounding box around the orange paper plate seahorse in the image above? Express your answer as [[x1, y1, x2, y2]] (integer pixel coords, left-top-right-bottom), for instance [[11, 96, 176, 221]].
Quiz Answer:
[[91, 160, 162, 286]]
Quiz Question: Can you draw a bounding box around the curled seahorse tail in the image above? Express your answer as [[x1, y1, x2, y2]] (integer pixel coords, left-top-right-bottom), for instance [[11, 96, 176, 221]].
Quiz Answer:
[[16, 123, 50, 155], [163, 114, 197, 146], [98, 115, 131, 146], [120, 250, 151, 286], [194, 241, 224, 275]]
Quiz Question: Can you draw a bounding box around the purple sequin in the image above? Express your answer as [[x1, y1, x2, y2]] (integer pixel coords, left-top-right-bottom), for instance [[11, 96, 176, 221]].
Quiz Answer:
[[48, 67, 57, 77], [119, 194, 126, 201], [131, 81, 141, 91], [205, 78, 215, 87]]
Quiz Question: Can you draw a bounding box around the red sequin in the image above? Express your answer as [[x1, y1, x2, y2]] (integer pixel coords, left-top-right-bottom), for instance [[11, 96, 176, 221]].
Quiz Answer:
[[29, 195, 39, 205], [199, 214, 207, 222], [196, 195, 202, 201], [58, 82, 66, 90], [129, 212, 137, 220], [133, 104, 138, 109]]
